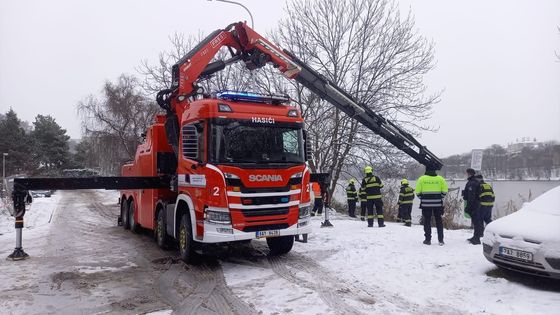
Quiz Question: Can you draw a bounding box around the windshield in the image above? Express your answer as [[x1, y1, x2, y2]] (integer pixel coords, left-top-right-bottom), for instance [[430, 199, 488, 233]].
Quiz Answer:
[[210, 120, 305, 165]]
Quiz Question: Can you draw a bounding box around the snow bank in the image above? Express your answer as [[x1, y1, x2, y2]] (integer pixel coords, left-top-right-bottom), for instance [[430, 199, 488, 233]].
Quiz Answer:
[[0, 193, 61, 236]]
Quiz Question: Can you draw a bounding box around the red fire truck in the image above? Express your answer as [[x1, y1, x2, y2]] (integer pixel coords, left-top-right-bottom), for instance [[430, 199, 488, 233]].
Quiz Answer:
[[119, 91, 312, 262]]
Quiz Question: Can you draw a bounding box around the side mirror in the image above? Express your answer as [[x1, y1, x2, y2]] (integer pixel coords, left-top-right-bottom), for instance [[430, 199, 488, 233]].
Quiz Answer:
[[182, 125, 199, 160]]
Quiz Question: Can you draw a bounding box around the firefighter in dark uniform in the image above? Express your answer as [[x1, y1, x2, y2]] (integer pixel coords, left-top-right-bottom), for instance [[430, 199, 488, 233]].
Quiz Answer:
[[398, 179, 414, 227], [361, 166, 385, 227], [463, 168, 480, 244], [415, 169, 448, 245], [470, 174, 495, 244], [346, 179, 358, 217], [359, 186, 367, 221]]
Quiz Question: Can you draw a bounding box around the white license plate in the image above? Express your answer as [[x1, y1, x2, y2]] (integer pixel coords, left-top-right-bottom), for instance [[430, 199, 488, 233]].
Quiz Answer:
[[256, 230, 280, 239], [499, 247, 533, 262]]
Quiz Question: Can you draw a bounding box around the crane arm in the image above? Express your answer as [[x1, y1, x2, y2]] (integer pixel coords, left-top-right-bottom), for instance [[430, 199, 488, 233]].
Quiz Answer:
[[164, 22, 443, 170]]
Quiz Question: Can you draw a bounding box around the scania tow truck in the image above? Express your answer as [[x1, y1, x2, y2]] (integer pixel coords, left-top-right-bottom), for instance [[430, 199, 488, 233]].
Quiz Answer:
[[10, 22, 442, 262]]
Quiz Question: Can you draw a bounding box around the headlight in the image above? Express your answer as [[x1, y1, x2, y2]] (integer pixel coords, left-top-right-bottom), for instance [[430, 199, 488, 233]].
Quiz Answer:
[[224, 173, 239, 179], [205, 210, 231, 224], [291, 172, 303, 179], [299, 205, 310, 219]]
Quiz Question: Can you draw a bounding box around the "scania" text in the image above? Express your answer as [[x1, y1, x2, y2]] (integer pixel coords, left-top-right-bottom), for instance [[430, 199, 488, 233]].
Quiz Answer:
[[251, 117, 275, 124], [248, 174, 283, 182]]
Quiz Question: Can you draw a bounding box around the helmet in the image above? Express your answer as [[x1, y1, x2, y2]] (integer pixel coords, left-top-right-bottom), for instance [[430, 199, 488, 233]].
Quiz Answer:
[[401, 179, 409, 185], [349, 178, 355, 184], [364, 166, 373, 173]]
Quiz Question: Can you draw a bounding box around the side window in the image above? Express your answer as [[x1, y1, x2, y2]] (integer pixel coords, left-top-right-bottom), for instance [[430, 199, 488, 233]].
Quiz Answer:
[[282, 130, 298, 154], [182, 123, 205, 161]]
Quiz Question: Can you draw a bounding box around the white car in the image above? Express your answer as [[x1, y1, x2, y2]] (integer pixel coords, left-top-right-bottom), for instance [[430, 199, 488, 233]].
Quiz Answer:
[[483, 185, 560, 279]]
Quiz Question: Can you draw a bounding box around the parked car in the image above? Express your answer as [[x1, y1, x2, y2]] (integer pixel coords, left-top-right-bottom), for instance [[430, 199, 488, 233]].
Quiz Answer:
[[31, 190, 52, 198], [483, 185, 560, 279]]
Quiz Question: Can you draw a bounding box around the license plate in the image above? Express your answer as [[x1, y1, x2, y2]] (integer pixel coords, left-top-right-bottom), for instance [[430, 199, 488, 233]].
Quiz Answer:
[[256, 230, 280, 239], [499, 247, 533, 262]]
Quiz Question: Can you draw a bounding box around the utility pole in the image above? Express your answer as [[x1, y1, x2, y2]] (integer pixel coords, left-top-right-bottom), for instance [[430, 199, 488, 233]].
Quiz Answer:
[[207, 0, 254, 28]]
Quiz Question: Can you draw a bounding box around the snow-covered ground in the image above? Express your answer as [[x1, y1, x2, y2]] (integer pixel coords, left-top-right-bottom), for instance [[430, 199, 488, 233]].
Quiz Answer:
[[1, 190, 559, 314], [223, 212, 560, 315]]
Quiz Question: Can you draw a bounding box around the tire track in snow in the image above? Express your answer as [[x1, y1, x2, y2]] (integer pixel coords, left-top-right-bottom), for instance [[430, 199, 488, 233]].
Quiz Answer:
[[169, 262, 256, 315], [267, 255, 364, 315]]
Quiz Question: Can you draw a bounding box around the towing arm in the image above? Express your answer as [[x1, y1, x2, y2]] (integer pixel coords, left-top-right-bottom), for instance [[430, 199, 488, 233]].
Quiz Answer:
[[163, 22, 443, 171]]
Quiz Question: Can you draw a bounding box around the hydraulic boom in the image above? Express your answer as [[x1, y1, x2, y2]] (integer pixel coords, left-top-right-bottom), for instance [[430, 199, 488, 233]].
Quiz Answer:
[[160, 22, 443, 171]]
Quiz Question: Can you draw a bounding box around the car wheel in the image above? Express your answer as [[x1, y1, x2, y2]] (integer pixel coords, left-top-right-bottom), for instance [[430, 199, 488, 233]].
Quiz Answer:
[[129, 200, 139, 233], [121, 200, 130, 230], [178, 214, 197, 263], [267, 235, 294, 255], [156, 209, 168, 249]]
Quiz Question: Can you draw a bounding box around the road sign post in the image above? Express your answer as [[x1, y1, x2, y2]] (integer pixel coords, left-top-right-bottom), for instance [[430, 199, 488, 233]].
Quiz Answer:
[[471, 149, 484, 171]]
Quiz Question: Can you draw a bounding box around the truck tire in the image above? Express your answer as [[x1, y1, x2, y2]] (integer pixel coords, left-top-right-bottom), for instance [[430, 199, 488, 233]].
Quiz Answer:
[[155, 209, 168, 249], [178, 214, 197, 263], [121, 200, 130, 230], [129, 200, 139, 233], [267, 235, 294, 255]]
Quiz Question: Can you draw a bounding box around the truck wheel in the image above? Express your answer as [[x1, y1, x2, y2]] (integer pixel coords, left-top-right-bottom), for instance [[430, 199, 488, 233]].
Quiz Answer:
[[156, 210, 168, 249], [267, 235, 294, 255], [178, 214, 197, 263], [121, 201, 130, 230], [129, 200, 139, 233]]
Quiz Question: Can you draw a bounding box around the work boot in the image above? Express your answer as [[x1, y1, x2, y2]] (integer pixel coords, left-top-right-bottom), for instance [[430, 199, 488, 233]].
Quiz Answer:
[[367, 219, 374, 227], [439, 241, 445, 246], [469, 238, 481, 245], [378, 218, 385, 227], [360, 217, 365, 221], [423, 239, 431, 245], [405, 222, 411, 227]]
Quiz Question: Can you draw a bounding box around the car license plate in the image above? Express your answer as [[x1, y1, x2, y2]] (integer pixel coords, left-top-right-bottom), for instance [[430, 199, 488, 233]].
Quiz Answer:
[[256, 230, 280, 238], [499, 247, 533, 262]]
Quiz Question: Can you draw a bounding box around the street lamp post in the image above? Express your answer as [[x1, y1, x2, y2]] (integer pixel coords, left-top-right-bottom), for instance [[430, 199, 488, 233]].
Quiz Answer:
[[2, 153, 7, 194], [207, 0, 254, 28]]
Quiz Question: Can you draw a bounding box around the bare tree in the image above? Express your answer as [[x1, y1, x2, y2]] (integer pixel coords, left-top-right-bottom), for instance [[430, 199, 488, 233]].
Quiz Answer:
[[77, 74, 160, 174]]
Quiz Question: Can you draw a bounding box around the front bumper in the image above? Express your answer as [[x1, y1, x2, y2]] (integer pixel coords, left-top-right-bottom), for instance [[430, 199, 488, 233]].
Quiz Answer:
[[198, 217, 312, 243], [483, 238, 560, 280]]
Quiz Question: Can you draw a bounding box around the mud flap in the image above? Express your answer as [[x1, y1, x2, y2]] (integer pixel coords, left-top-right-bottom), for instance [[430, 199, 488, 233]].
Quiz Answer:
[[295, 234, 308, 243]]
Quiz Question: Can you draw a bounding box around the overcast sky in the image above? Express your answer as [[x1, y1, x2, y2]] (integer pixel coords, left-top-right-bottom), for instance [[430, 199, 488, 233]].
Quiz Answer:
[[1, 0, 559, 158]]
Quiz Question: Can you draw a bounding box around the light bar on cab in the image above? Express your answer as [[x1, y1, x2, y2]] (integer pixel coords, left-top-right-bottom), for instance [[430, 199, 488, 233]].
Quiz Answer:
[[216, 90, 290, 105]]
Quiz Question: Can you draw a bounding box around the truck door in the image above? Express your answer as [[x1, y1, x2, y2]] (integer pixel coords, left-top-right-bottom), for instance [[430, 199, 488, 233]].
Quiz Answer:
[[180, 121, 209, 236]]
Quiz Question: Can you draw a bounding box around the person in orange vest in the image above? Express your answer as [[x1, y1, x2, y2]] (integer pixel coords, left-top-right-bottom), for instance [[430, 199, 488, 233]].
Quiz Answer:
[[311, 182, 323, 216]]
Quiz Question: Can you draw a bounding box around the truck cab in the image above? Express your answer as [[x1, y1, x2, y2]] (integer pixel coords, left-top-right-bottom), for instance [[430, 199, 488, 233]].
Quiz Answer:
[[120, 91, 312, 261]]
